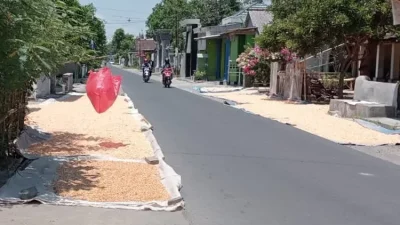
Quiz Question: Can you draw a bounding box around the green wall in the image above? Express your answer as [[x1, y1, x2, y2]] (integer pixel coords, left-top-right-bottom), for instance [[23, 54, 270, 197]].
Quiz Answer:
[[206, 39, 218, 80], [228, 34, 255, 84], [229, 36, 239, 84], [245, 34, 255, 47]]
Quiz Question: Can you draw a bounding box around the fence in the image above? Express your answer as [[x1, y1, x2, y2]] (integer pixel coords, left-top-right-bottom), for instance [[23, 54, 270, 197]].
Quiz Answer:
[[0, 88, 27, 159], [276, 61, 306, 100]]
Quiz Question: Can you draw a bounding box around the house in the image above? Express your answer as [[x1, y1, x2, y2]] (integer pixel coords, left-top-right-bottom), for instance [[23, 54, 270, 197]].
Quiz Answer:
[[135, 38, 157, 66], [194, 23, 243, 81], [244, 7, 273, 35], [371, 35, 400, 83], [301, 34, 400, 83], [193, 1, 272, 85]]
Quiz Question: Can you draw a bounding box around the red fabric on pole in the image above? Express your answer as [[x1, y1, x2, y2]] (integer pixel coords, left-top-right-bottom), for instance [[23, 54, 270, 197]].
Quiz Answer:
[[86, 67, 122, 113]]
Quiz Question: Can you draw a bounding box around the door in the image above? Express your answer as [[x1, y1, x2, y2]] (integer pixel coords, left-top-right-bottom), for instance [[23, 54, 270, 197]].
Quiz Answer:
[[224, 39, 231, 81]]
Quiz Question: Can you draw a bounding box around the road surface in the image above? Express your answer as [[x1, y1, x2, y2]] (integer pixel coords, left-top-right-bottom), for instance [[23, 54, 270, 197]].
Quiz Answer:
[[1, 67, 400, 225], [113, 67, 400, 225]]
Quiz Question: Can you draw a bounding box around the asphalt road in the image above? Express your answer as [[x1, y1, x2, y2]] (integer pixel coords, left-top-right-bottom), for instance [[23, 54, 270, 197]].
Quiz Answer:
[[111, 67, 400, 225], [2, 67, 399, 225]]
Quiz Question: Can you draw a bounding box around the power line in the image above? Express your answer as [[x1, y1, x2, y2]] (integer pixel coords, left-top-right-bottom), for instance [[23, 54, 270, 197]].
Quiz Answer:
[[110, 15, 145, 20], [95, 7, 148, 14], [105, 19, 146, 23], [105, 21, 146, 25]]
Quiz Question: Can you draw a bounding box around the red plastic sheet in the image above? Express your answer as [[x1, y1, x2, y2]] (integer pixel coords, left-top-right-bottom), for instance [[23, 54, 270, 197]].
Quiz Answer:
[[86, 67, 122, 113]]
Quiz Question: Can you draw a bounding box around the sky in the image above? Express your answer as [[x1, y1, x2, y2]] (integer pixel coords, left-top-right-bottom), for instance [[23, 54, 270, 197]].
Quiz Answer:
[[79, 0, 160, 42]]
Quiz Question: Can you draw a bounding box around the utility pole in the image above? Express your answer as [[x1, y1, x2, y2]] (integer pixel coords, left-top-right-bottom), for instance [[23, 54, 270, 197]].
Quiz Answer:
[[175, 10, 179, 76], [175, 9, 178, 51]]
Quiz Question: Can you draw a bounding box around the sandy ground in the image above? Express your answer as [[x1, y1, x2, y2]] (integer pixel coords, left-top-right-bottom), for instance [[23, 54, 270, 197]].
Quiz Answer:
[[55, 160, 169, 202], [205, 89, 400, 146], [27, 95, 153, 159]]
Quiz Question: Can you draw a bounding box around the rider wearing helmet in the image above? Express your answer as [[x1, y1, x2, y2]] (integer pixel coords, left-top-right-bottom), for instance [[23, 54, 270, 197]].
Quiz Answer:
[[142, 58, 152, 77], [161, 58, 172, 79]]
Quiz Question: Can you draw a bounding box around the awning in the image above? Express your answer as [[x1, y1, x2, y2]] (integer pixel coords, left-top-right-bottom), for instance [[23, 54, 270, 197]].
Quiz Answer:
[[221, 27, 258, 36], [194, 34, 221, 41]]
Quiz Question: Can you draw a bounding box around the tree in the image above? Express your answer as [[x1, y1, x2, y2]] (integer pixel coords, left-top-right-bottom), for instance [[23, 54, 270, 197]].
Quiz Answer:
[[146, 0, 192, 50], [119, 34, 135, 57], [257, 0, 396, 98], [111, 28, 126, 53], [0, 0, 107, 158], [110, 29, 135, 64], [0, 0, 98, 88], [82, 4, 107, 55], [189, 0, 241, 27]]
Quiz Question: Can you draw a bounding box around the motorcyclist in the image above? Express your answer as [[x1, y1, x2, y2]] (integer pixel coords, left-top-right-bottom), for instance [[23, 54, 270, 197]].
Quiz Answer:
[[142, 58, 152, 77], [161, 58, 172, 80]]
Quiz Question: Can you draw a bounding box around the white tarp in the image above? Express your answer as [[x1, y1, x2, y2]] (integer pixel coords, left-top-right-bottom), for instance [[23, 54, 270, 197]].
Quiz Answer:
[[0, 94, 183, 211]]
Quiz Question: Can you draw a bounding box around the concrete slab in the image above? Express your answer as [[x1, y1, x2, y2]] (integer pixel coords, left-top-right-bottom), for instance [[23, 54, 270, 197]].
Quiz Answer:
[[364, 117, 400, 130], [329, 76, 399, 118], [329, 99, 396, 118]]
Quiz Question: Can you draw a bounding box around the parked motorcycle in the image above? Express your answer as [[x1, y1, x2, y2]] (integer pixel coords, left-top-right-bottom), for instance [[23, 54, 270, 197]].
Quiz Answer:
[[162, 68, 172, 88], [143, 67, 151, 82]]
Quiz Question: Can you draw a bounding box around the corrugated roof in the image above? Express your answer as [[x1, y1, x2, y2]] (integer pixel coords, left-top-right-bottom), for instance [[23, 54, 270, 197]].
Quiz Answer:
[[194, 34, 221, 40], [221, 1, 271, 25], [195, 23, 243, 36], [247, 10, 273, 33], [221, 27, 258, 36]]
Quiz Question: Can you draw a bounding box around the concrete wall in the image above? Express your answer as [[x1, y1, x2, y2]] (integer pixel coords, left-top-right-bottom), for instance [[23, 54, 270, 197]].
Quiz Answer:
[[354, 76, 399, 107], [32, 75, 51, 98]]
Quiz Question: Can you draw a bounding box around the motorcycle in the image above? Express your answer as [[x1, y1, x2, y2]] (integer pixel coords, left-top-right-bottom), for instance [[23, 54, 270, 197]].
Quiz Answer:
[[162, 68, 172, 88], [143, 67, 151, 82]]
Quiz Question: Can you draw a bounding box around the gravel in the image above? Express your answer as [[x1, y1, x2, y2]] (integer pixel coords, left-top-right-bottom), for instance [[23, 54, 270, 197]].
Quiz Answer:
[[27, 95, 153, 159], [205, 90, 400, 146], [54, 160, 170, 202]]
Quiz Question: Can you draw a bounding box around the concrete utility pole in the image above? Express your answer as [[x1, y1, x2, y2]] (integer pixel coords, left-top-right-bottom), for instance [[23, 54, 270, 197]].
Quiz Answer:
[[175, 10, 178, 51]]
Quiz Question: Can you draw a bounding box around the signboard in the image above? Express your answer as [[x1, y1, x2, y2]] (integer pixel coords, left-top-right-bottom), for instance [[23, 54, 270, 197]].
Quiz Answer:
[[392, 0, 400, 25]]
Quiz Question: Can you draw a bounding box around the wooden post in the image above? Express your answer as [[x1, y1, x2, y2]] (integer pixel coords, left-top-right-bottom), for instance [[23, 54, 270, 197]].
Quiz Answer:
[[374, 43, 384, 81], [390, 42, 400, 82]]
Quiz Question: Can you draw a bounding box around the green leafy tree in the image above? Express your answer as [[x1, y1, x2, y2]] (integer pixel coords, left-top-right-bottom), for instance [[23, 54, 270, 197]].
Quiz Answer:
[[0, 0, 107, 158], [110, 29, 135, 64], [146, 0, 192, 50], [257, 0, 396, 98], [111, 28, 126, 53], [82, 4, 107, 55], [189, 0, 240, 27], [0, 0, 98, 89]]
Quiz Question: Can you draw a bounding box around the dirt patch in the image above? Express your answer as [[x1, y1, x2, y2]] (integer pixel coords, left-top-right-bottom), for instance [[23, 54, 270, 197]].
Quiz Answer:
[[205, 90, 400, 146], [54, 160, 170, 202], [26, 95, 153, 159]]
